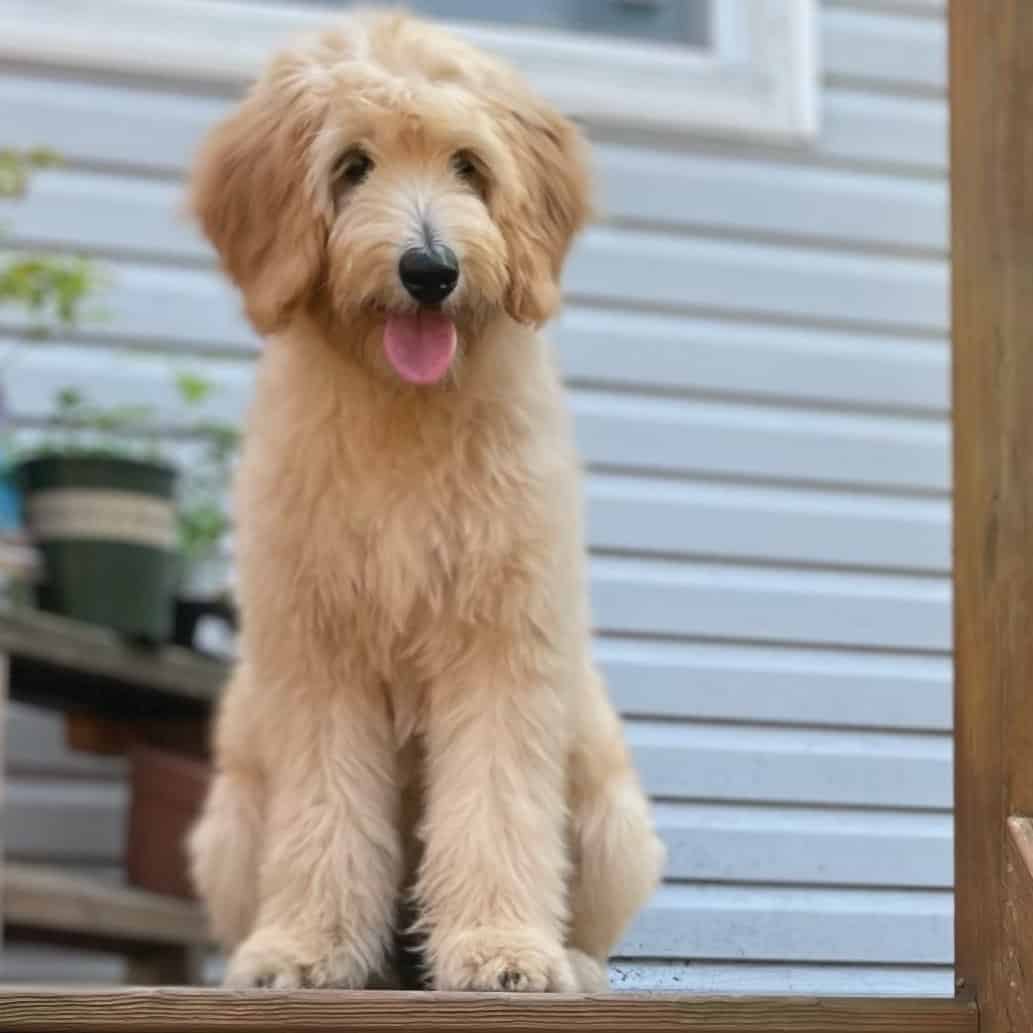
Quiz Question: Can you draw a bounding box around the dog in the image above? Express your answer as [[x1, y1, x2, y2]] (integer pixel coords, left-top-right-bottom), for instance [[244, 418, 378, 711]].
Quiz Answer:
[[187, 8, 665, 993]]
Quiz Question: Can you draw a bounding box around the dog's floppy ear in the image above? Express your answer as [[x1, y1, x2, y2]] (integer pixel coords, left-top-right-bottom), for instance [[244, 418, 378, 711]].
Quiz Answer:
[[492, 100, 591, 326], [190, 69, 328, 335]]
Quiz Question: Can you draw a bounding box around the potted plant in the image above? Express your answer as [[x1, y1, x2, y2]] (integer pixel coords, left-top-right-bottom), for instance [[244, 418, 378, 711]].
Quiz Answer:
[[3, 149, 151, 616], [4, 150, 246, 643], [16, 388, 180, 643]]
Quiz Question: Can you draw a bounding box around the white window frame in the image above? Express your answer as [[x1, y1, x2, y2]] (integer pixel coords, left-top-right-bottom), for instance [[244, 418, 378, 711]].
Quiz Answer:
[[0, 0, 818, 144]]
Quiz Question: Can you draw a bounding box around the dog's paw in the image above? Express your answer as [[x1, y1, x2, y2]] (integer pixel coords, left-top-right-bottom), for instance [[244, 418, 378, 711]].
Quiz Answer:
[[433, 928, 576, 992], [225, 928, 368, 990]]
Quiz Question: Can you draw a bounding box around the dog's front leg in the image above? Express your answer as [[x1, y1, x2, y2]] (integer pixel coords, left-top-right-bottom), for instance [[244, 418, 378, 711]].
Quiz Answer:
[[418, 644, 575, 992], [224, 678, 401, 990]]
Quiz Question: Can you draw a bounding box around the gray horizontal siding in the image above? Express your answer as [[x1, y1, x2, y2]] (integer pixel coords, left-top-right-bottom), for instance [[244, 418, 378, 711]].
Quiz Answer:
[[610, 961, 952, 996], [1, 0, 952, 995], [629, 721, 950, 808], [822, 6, 945, 92], [628, 883, 951, 963], [601, 639, 951, 729]]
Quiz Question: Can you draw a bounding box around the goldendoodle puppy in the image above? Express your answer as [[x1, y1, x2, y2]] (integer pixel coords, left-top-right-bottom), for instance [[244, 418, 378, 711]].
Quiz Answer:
[[187, 8, 664, 993]]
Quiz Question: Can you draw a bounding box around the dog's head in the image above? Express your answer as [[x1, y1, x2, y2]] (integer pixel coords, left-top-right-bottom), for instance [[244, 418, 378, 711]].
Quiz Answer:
[[191, 11, 590, 385]]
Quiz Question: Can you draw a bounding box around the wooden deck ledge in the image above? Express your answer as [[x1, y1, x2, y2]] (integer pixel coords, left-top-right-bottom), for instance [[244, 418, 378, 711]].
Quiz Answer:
[[0, 987, 978, 1033]]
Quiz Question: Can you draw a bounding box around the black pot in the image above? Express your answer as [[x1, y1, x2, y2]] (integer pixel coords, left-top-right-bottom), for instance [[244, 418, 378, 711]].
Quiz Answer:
[[17, 454, 179, 642]]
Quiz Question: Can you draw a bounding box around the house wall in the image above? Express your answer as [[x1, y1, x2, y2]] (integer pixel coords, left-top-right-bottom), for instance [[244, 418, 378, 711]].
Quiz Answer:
[[0, 0, 951, 994]]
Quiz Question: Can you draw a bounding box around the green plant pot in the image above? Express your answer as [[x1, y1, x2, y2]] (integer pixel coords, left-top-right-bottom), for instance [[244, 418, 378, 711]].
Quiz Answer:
[[16, 454, 178, 642]]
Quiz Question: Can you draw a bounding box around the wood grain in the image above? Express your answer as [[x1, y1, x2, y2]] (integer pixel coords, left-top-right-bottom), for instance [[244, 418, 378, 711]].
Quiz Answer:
[[0, 988, 977, 1033], [1003, 823, 1033, 1033], [1007, 817, 1033, 884], [951, 2, 1033, 1030]]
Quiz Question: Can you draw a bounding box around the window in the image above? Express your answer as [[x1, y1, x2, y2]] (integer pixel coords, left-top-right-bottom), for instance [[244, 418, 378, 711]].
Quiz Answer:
[[266, 0, 713, 49], [0, 0, 818, 143]]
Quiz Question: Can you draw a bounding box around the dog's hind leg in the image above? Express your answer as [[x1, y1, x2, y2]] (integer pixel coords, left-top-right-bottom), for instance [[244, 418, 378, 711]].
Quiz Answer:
[[566, 666, 666, 988], [188, 666, 266, 952], [189, 767, 265, 950]]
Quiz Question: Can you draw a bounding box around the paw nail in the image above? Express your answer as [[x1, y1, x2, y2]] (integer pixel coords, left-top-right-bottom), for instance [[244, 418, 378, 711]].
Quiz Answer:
[[499, 969, 525, 991]]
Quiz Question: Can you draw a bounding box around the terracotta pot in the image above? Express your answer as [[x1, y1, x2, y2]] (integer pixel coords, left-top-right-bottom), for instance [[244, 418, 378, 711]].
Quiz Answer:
[[127, 744, 210, 899]]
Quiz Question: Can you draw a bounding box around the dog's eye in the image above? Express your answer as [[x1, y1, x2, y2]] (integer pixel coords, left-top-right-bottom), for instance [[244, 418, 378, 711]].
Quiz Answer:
[[452, 152, 478, 180], [334, 148, 374, 190], [451, 151, 487, 196]]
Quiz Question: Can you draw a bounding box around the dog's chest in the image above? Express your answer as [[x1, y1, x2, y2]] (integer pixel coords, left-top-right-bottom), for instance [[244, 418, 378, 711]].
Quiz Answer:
[[309, 434, 533, 664], [336, 464, 513, 745], [344, 462, 493, 599]]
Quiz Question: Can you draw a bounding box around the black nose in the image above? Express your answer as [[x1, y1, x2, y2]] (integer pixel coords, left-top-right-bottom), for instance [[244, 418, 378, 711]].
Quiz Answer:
[[398, 245, 459, 305]]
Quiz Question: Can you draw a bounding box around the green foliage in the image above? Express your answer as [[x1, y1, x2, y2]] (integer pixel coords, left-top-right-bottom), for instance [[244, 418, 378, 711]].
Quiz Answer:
[[0, 148, 60, 200], [1, 148, 101, 334], [1, 149, 127, 464], [55, 386, 82, 412], [174, 370, 239, 562], [0, 255, 100, 325], [3, 149, 241, 574], [28, 386, 159, 462], [0, 148, 106, 472], [31, 370, 242, 563], [178, 500, 231, 560], [174, 370, 215, 406]]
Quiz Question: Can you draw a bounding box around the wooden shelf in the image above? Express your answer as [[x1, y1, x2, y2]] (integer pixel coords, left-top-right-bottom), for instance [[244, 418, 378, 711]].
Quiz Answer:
[[0, 987, 978, 1033], [0, 605, 225, 717], [3, 864, 207, 949]]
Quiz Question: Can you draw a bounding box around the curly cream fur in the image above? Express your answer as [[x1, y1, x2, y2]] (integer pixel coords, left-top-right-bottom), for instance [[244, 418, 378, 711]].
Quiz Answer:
[[187, 9, 664, 993]]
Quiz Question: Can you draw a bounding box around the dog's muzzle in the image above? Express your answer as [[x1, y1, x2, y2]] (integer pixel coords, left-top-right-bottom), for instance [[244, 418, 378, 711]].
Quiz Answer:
[[398, 244, 459, 305]]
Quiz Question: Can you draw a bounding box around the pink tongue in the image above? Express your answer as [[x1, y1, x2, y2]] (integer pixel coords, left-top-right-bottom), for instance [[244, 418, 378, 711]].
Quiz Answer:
[[384, 311, 457, 384]]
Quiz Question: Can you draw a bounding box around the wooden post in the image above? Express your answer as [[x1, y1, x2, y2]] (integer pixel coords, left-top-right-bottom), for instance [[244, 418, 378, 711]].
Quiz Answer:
[[952, 2, 1033, 1029]]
